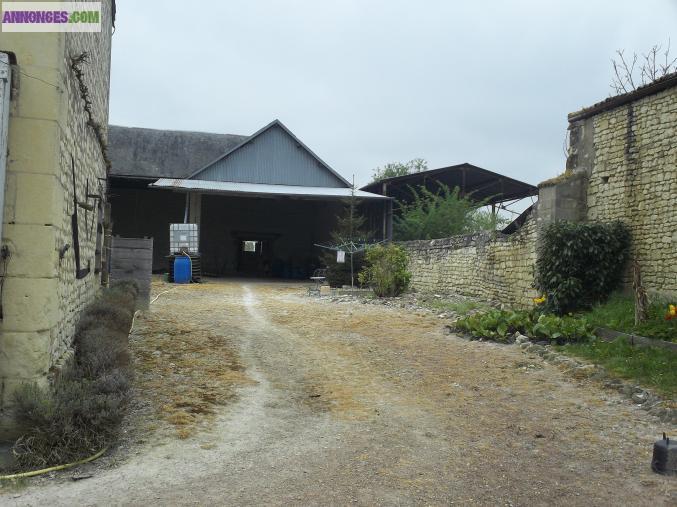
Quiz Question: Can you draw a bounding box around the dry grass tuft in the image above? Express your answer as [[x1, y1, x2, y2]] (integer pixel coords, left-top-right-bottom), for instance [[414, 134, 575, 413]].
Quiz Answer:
[[132, 286, 253, 439]]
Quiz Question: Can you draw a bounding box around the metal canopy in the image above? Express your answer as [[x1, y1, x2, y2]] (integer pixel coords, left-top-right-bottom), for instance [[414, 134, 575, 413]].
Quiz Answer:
[[360, 163, 538, 206], [150, 178, 391, 201]]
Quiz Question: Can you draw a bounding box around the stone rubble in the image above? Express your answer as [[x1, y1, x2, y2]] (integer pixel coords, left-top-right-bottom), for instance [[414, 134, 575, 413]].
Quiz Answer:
[[513, 332, 676, 425]]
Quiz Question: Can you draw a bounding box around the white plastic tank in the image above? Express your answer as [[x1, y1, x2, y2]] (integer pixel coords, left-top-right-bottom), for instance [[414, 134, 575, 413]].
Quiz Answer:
[[169, 223, 199, 254]]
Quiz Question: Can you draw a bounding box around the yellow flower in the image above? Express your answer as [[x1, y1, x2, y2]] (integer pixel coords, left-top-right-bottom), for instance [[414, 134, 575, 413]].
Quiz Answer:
[[670, 304, 676, 316], [533, 295, 546, 305]]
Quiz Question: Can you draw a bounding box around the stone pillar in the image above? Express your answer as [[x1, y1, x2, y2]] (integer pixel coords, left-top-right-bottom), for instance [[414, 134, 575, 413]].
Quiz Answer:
[[536, 172, 588, 225]]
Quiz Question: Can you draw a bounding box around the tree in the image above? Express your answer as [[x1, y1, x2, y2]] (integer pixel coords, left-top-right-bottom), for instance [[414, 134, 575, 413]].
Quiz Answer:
[[393, 183, 509, 241], [371, 158, 427, 183], [321, 189, 373, 287], [611, 41, 677, 95]]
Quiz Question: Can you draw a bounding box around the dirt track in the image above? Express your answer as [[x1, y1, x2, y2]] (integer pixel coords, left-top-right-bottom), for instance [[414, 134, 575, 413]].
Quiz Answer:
[[4, 279, 676, 506]]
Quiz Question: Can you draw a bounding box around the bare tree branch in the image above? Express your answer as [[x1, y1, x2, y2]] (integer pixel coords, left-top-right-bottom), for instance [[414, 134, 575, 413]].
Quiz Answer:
[[610, 41, 676, 95], [660, 38, 677, 75]]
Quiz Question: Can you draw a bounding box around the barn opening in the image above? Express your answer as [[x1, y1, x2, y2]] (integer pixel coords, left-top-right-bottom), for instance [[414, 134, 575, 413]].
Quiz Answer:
[[107, 120, 391, 279]]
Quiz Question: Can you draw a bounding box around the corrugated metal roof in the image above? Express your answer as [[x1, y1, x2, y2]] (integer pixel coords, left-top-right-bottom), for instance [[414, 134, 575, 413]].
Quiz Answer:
[[361, 163, 538, 206], [190, 120, 348, 188], [150, 178, 390, 200], [188, 119, 352, 187]]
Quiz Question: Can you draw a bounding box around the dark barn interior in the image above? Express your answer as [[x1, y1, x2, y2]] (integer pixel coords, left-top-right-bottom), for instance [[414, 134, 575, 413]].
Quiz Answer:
[[199, 194, 343, 277], [109, 179, 388, 278]]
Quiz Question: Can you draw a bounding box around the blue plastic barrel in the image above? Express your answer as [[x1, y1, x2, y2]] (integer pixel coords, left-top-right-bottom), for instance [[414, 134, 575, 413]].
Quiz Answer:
[[173, 256, 191, 284]]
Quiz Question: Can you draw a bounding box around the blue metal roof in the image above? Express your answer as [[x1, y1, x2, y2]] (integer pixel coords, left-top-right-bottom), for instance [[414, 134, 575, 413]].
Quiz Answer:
[[189, 119, 351, 188]]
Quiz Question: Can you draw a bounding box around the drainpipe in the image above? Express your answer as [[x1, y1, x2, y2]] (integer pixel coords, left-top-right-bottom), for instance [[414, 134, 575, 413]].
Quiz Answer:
[[0, 53, 12, 246], [183, 192, 190, 223]]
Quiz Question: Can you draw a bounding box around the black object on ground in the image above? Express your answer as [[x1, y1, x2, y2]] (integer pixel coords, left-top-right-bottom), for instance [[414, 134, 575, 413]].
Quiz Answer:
[[652, 433, 677, 476]]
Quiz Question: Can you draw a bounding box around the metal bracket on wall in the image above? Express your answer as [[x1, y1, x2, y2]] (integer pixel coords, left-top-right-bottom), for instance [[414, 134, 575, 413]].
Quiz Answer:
[[71, 156, 90, 279]]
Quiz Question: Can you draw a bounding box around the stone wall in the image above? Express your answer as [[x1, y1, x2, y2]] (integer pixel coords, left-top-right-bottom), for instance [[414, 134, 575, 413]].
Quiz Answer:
[[0, 0, 114, 436], [402, 217, 539, 308], [568, 76, 677, 296], [403, 76, 676, 305]]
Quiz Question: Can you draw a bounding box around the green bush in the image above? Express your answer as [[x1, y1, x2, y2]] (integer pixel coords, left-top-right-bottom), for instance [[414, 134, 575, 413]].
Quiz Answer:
[[393, 183, 509, 241], [535, 221, 630, 314], [454, 309, 595, 344], [358, 243, 411, 297], [10, 280, 138, 470]]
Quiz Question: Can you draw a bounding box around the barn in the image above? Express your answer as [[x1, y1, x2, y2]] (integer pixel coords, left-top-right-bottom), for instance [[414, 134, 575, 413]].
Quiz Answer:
[[108, 120, 391, 278]]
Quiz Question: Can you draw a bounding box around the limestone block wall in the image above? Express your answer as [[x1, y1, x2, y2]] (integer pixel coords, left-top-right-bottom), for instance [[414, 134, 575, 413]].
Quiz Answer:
[[406, 77, 676, 307], [568, 78, 677, 296], [402, 217, 538, 308], [0, 0, 114, 436]]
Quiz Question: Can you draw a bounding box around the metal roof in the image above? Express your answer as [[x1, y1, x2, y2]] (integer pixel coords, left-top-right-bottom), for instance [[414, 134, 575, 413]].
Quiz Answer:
[[190, 120, 348, 188], [150, 178, 390, 200], [188, 119, 351, 187], [360, 163, 538, 206]]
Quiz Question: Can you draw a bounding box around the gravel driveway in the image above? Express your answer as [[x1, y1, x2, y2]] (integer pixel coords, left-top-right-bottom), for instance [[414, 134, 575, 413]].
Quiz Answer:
[[4, 279, 675, 506]]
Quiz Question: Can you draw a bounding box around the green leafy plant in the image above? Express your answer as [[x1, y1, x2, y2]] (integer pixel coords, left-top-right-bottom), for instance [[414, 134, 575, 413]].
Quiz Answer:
[[394, 183, 508, 241], [454, 309, 532, 343], [535, 221, 631, 314], [454, 309, 595, 344], [358, 243, 411, 297], [530, 313, 596, 343]]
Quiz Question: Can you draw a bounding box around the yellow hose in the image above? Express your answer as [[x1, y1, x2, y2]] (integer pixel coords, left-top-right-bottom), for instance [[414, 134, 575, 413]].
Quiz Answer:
[[0, 447, 108, 480]]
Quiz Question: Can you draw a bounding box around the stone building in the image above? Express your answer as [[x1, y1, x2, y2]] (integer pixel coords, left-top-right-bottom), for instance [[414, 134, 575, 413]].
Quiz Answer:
[[565, 73, 677, 296], [403, 73, 677, 304], [0, 1, 115, 436]]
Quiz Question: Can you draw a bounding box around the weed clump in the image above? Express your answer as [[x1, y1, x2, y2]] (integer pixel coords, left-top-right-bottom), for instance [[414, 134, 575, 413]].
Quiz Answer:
[[10, 280, 139, 470]]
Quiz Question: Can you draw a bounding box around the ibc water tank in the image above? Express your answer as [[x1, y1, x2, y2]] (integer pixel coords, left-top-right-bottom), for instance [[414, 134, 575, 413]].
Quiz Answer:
[[174, 256, 192, 284]]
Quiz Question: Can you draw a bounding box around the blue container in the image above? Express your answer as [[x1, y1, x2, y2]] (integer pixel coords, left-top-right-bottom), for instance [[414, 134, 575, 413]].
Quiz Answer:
[[173, 256, 191, 284]]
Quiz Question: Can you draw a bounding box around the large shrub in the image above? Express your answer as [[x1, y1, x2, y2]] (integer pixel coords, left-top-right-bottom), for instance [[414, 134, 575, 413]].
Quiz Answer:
[[393, 183, 509, 241], [535, 221, 630, 314], [358, 243, 411, 297], [11, 280, 138, 470]]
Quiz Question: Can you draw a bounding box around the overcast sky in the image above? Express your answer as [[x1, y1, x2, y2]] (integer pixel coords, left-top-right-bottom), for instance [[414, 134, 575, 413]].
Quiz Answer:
[[109, 0, 677, 188]]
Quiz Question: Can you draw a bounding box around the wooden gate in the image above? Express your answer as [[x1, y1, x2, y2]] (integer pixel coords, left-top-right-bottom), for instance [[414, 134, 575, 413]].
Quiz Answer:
[[110, 237, 153, 309]]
